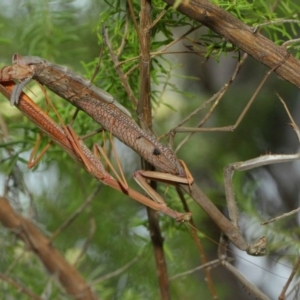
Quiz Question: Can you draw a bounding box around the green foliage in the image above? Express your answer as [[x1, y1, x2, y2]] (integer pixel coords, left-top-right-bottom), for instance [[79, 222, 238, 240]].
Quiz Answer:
[[207, 0, 300, 58], [1, 0, 300, 299]]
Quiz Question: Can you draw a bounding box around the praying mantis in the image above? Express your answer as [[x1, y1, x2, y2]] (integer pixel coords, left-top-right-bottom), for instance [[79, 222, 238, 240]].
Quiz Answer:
[[0, 53, 267, 257], [0, 80, 190, 222], [0, 80, 272, 300], [6, 77, 300, 299], [0, 54, 266, 256], [4, 56, 299, 299]]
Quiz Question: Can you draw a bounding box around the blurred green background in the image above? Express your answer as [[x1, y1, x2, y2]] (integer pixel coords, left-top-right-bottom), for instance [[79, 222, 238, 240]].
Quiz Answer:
[[1, 0, 300, 299]]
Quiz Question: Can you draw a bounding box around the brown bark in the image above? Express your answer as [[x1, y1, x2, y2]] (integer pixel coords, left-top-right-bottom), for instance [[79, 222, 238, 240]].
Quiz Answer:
[[163, 0, 300, 89], [0, 196, 98, 300], [139, 1, 171, 299]]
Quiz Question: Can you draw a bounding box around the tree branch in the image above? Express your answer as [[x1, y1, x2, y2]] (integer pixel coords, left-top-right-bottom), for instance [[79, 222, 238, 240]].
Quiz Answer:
[[138, 1, 171, 299], [163, 0, 300, 89], [0, 196, 98, 300]]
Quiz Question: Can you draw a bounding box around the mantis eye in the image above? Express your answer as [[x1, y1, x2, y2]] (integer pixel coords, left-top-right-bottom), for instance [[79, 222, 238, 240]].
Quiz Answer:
[[153, 148, 161, 156]]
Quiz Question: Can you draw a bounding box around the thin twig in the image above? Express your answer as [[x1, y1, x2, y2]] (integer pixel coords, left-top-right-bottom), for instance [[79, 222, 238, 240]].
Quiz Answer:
[[127, 0, 141, 44], [253, 19, 300, 33], [277, 93, 300, 142], [49, 185, 101, 242], [173, 51, 289, 151], [172, 52, 248, 152], [151, 5, 169, 29], [159, 25, 202, 54], [169, 259, 223, 281], [73, 215, 97, 267], [261, 207, 300, 225], [176, 186, 218, 298], [282, 38, 300, 48], [103, 27, 138, 106], [116, 14, 129, 57], [90, 45, 105, 83], [91, 254, 141, 284], [285, 276, 300, 299], [0, 272, 42, 300], [0, 112, 9, 139], [115, 50, 205, 68], [279, 255, 300, 300], [260, 93, 300, 226]]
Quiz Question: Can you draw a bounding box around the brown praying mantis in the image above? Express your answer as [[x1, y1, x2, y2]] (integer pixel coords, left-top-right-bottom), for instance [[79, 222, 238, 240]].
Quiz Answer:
[[7, 77, 300, 299], [0, 54, 267, 256], [0, 80, 190, 222], [0, 79, 274, 300]]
